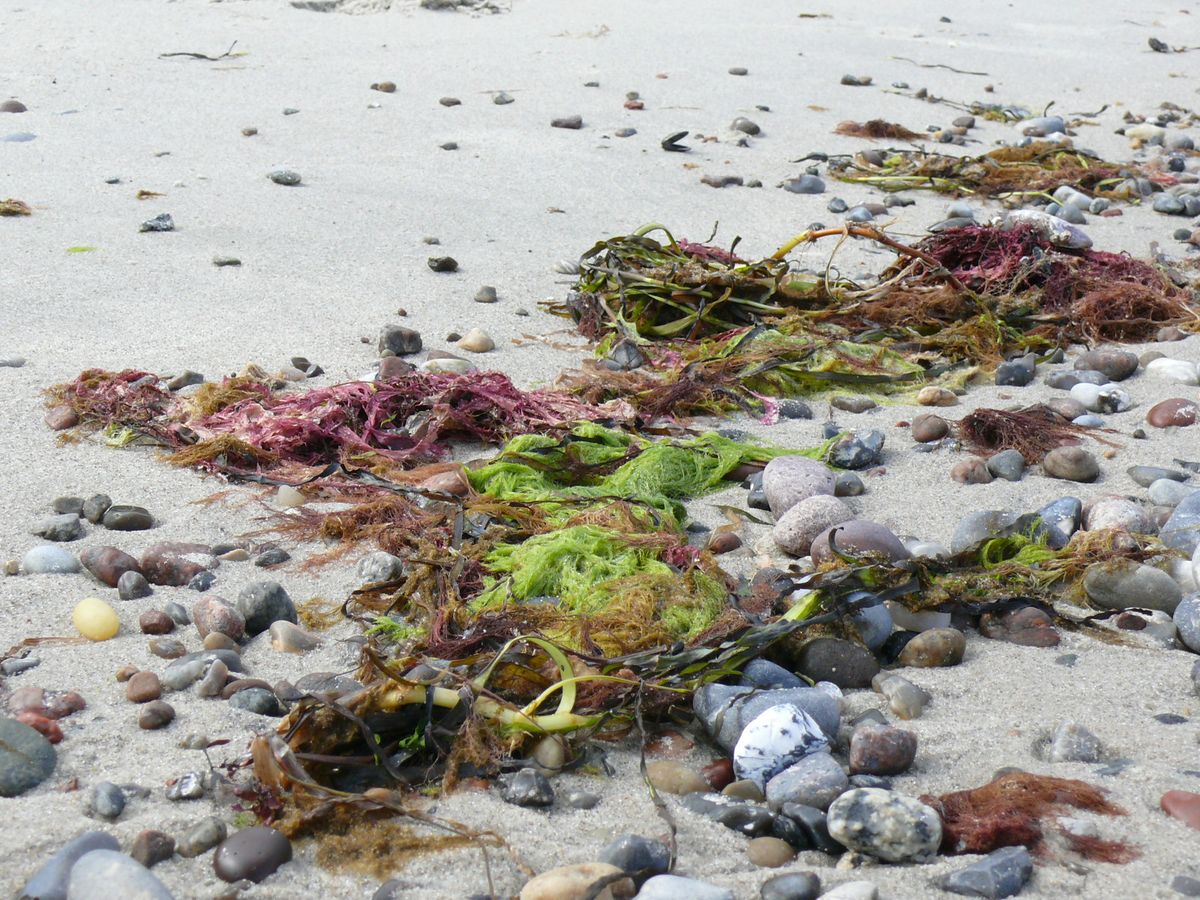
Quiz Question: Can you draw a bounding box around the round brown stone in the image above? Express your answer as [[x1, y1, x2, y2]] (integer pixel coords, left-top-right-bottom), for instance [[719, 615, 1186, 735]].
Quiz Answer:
[[1147, 398, 1199, 428], [897, 628, 966, 668], [138, 700, 175, 729], [951, 458, 993, 485], [747, 836, 796, 868], [849, 724, 918, 775], [911, 413, 949, 443], [125, 671, 162, 704], [139, 610, 175, 635]]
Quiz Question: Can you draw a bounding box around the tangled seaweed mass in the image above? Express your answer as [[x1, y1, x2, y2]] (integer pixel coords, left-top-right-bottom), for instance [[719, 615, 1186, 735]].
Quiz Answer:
[[44, 218, 1197, 872]]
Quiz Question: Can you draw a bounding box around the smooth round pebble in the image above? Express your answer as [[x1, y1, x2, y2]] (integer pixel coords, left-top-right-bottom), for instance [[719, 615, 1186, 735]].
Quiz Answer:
[[73, 598, 120, 641]]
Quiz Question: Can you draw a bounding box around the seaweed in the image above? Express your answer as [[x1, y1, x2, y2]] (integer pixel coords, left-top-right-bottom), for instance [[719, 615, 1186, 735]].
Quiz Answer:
[[0, 198, 32, 216], [834, 119, 922, 140]]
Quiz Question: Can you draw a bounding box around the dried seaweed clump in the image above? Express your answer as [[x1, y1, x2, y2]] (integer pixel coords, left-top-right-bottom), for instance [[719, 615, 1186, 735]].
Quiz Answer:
[[922, 770, 1138, 862], [834, 119, 922, 140], [958, 405, 1093, 462], [0, 198, 32, 216]]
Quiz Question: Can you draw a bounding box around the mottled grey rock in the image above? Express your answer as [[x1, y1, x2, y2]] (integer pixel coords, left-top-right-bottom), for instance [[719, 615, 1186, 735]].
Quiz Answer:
[[733, 704, 829, 789], [1151, 479, 1195, 508], [236, 581, 296, 635], [762, 456, 836, 517], [1075, 349, 1138, 382], [830, 430, 884, 469], [1083, 559, 1182, 614], [139, 213, 174, 233], [85, 781, 126, 820], [693, 685, 840, 751], [1048, 721, 1103, 763], [177, 817, 227, 857], [356, 551, 405, 584], [598, 834, 670, 878], [826, 788, 941, 862], [765, 751, 847, 811], [774, 495, 853, 556], [986, 450, 1026, 482], [81, 494, 112, 524], [268, 169, 301, 186], [1034, 497, 1082, 549], [950, 510, 1029, 554], [794, 637, 880, 688], [33, 514, 83, 542], [0, 718, 55, 796], [20, 545, 81, 575], [783, 175, 825, 195], [377, 325, 422, 357], [741, 659, 805, 690], [1162, 492, 1200, 554], [118, 570, 152, 600], [1174, 594, 1200, 653], [942, 846, 1033, 898], [500, 768, 554, 807], [810, 521, 909, 566], [18, 831, 119, 900], [1084, 497, 1150, 534], [995, 359, 1034, 387], [228, 687, 284, 716], [760, 872, 821, 900]]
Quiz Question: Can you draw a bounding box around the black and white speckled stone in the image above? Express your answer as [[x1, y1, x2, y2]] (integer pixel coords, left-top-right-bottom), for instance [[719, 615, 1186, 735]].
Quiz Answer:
[[733, 704, 830, 789], [826, 788, 942, 862]]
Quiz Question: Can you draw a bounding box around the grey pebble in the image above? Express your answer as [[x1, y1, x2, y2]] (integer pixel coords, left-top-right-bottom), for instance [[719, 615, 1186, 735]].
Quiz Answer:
[[237, 580, 297, 635], [254, 548, 290, 567], [500, 768, 554, 807], [67, 849, 174, 900], [19, 831, 119, 900], [551, 114, 583, 129], [0, 718, 55, 796], [139, 213, 174, 233], [942, 845, 1033, 898], [85, 781, 126, 820], [33, 513, 83, 542], [493, 92, 514, 105], [783, 175, 825, 195], [227, 687, 284, 716], [177, 816, 227, 858]]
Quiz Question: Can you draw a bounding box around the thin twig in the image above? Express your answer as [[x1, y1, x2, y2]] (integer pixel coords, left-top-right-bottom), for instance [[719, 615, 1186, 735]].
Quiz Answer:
[[159, 41, 239, 61], [890, 56, 989, 76]]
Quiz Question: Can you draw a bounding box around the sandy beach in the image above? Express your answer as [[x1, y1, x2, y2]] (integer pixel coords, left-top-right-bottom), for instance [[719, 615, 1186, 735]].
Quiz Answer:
[[3, 0, 1200, 897]]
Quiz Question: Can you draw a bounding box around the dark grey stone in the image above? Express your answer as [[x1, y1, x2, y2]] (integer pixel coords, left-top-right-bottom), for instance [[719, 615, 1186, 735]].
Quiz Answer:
[[228, 687, 284, 717], [829, 430, 884, 469], [102, 505, 153, 531], [1033, 497, 1082, 549], [942, 846, 1033, 898], [598, 834, 670, 878], [85, 781, 126, 820], [236, 580, 297, 635], [499, 768, 554, 807], [760, 872, 821, 900], [81, 494, 112, 524], [0, 718, 55, 797], [117, 570, 152, 600]]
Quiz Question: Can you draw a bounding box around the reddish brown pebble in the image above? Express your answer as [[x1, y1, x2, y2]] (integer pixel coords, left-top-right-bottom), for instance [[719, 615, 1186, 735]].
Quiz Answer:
[[708, 532, 743, 554], [44, 406, 79, 430], [951, 458, 992, 485], [1099, 208, 1123, 217], [849, 724, 918, 775], [378, 356, 414, 380], [1147, 398, 1199, 428], [220, 678, 274, 700], [911, 413, 949, 443], [192, 596, 245, 640], [645, 729, 695, 758], [979, 606, 1060, 647], [131, 829, 176, 868], [14, 711, 62, 744], [702, 757, 735, 791], [116, 665, 139, 682], [140, 542, 212, 586], [1162, 790, 1200, 830], [420, 469, 470, 496], [126, 671, 162, 704], [139, 610, 175, 635], [138, 700, 175, 729], [624, 99, 645, 110], [80, 546, 142, 588]]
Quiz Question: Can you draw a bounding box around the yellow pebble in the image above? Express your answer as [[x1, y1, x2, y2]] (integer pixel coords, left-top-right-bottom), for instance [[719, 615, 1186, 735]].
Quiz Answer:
[[73, 597, 120, 641]]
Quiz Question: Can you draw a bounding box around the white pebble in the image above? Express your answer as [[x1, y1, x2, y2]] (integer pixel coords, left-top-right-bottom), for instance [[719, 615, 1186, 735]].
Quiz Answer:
[[1145, 358, 1199, 386]]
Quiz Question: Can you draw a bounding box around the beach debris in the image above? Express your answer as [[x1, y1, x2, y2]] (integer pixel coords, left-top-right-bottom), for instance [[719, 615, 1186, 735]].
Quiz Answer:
[[159, 41, 241, 61], [269, 170, 302, 186], [139, 213, 175, 233], [0, 198, 31, 216], [661, 131, 689, 152], [834, 120, 921, 140]]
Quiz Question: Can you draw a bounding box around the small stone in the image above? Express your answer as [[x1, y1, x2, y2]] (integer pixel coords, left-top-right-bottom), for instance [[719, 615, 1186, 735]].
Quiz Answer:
[[850, 725, 917, 776], [427, 255, 459, 273], [748, 836, 796, 868], [1, 99, 27, 113], [149, 638, 187, 660], [126, 671, 162, 703], [0, 718, 55, 796], [731, 116, 760, 136], [783, 175, 825, 194], [85, 781, 126, 820], [269, 620, 323, 653], [1034, 497, 1082, 549], [760, 872, 821, 900], [213, 826, 293, 883], [1145, 358, 1199, 385], [986, 450, 1026, 482], [1083, 496, 1149, 533], [33, 513, 83, 542], [102, 504, 154, 531], [637, 875, 733, 900], [916, 386, 958, 406], [1076, 349, 1138, 381], [138, 700, 175, 729], [762, 455, 836, 517], [1148, 398, 1200, 428], [371, 81, 396, 93], [1083, 558, 1182, 614], [68, 850, 173, 900], [645, 760, 709, 795], [131, 830, 175, 868], [178, 817, 227, 857], [810, 521, 909, 566], [197, 659, 229, 698], [456, 327, 496, 353], [254, 547, 290, 567], [1162, 790, 1200, 830], [872, 673, 930, 720], [729, 66, 748, 75], [1048, 721, 1102, 763], [1042, 446, 1099, 483], [952, 458, 993, 485], [830, 430, 884, 469], [774, 495, 853, 556], [911, 413, 949, 443], [826, 788, 942, 862], [193, 596, 246, 640], [474, 285, 498, 304], [140, 213, 174, 232], [237, 580, 297, 635], [519, 863, 634, 900], [19, 832, 120, 899], [793, 637, 880, 689], [598, 834, 670, 879], [212, 255, 241, 268], [564, 789, 600, 810], [228, 687, 284, 716], [188, 570, 216, 592], [733, 704, 830, 789], [551, 114, 583, 129], [82, 493, 112, 523], [378, 325, 422, 357], [268, 169, 301, 186], [1172, 875, 1200, 898], [897, 628, 965, 667], [164, 601, 190, 625], [439, 96, 461, 107], [765, 751, 848, 811], [500, 768, 554, 807], [73, 597, 120, 641], [18, 545, 80, 576], [165, 771, 205, 801], [1173, 595, 1200, 653], [979, 605, 1060, 647], [493, 92, 514, 105], [942, 845, 1033, 898], [831, 395, 876, 413]]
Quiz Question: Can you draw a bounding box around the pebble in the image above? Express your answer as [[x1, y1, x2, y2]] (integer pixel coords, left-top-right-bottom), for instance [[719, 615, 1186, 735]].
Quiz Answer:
[[1174, 595, 1200, 653], [102, 504, 154, 531], [166, 771, 205, 801], [1042, 446, 1099, 483], [268, 169, 301, 186], [896, 628, 965, 667], [793, 638, 880, 689], [1173, 875, 1200, 897], [236, 581, 296, 635], [428, 255, 459, 273], [1070, 383, 1133, 414], [551, 114, 583, 129], [951, 459, 993, 485], [0, 99, 27, 113], [197, 659, 229, 698], [1130, 465, 1189, 488], [985, 449, 1026, 482], [1076, 348, 1138, 381], [733, 704, 830, 789], [1148, 398, 1199, 428], [228, 687, 284, 716], [500, 768, 554, 807], [357, 550, 406, 584], [457, 328, 495, 352], [212, 255, 241, 268], [34, 513, 84, 542], [20, 544, 81, 575], [872, 673, 930, 719], [131, 829, 175, 868], [474, 285, 498, 304], [439, 96, 461, 107], [747, 836, 796, 868], [941, 845, 1033, 898], [254, 547, 290, 567], [826, 788, 942, 862], [150, 638, 187, 660], [810, 521, 909, 566], [68, 849, 174, 900], [832, 396, 876, 413], [519, 863, 632, 900], [1048, 721, 1102, 763], [830, 430, 884, 469], [645, 760, 710, 795], [849, 725, 917, 776], [1083, 559, 1182, 613], [193, 596, 245, 640], [19, 831, 120, 898], [1161, 790, 1200, 830], [980, 605, 1060, 647], [126, 671, 163, 703], [85, 781, 126, 820], [1164, 493, 1200, 554], [760, 872, 821, 900], [598, 834, 670, 878], [1145, 358, 1199, 385], [378, 325, 422, 356], [81, 546, 142, 587], [995, 358, 1035, 387], [1084, 496, 1149, 533], [140, 212, 174, 232], [694, 684, 840, 751], [833, 473, 865, 497], [636, 875, 734, 900], [73, 597, 120, 640], [1034, 497, 1082, 549], [774, 495, 853, 556], [178, 817, 227, 857], [916, 386, 958, 407], [167, 370, 205, 390], [911, 413, 949, 443], [493, 92, 514, 105], [188, 570, 216, 592], [564, 789, 600, 809], [783, 175, 825, 194], [762, 455, 836, 517], [213, 826, 293, 883], [138, 700, 175, 730], [0, 718, 54, 797], [765, 751, 848, 811]]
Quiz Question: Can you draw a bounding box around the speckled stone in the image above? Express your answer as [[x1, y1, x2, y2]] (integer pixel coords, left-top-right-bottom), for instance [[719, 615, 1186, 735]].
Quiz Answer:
[[762, 456, 836, 517], [826, 788, 942, 862], [733, 704, 830, 789]]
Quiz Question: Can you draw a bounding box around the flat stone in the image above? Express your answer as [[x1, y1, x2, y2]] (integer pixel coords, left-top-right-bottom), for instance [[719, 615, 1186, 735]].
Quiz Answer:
[[102, 505, 154, 531], [1083, 559, 1183, 613], [597, 834, 670, 878], [793, 637, 879, 689], [130, 830, 175, 868], [33, 513, 84, 542], [378, 325, 422, 357], [809, 521, 909, 566], [911, 413, 949, 443], [826, 788, 942, 862], [1042, 446, 1099, 483], [80, 547, 141, 588], [1162, 790, 1200, 830], [950, 510, 1029, 554], [0, 718, 56, 796], [1130, 466, 1190, 488], [67, 849, 173, 899], [268, 169, 301, 185], [178, 817, 227, 857], [19, 831, 120, 899], [644, 760, 709, 795], [942, 845, 1033, 898], [1048, 721, 1102, 763], [227, 687, 284, 716], [213, 826, 292, 883], [760, 872, 821, 900], [765, 751, 847, 811], [636, 875, 734, 900]]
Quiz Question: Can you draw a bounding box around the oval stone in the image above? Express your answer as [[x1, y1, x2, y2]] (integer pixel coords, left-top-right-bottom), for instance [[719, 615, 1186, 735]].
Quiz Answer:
[[810, 521, 910, 566], [0, 718, 56, 796], [826, 788, 942, 862], [79, 547, 142, 587], [762, 456, 836, 518], [213, 826, 293, 883], [1147, 398, 1200, 428]]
